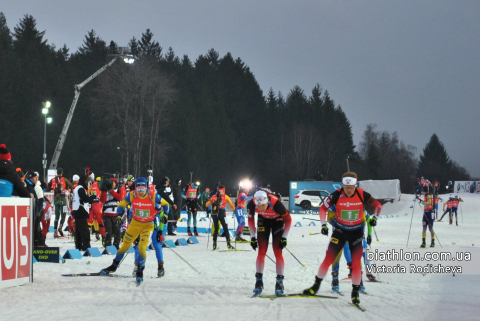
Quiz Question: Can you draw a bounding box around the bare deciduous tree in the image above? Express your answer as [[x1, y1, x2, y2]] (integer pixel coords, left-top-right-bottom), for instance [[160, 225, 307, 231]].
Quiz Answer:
[[94, 57, 176, 177]]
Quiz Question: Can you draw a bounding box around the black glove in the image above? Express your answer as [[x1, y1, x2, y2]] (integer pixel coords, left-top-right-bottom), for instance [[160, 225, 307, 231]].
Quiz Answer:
[[250, 237, 258, 251], [161, 214, 167, 224], [279, 237, 287, 250], [321, 224, 328, 236], [157, 230, 164, 243], [367, 235, 372, 245], [370, 216, 377, 227]]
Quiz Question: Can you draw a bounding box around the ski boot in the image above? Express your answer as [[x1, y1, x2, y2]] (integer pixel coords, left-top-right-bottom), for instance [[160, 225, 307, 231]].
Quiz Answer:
[[253, 273, 263, 295], [136, 266, 144, 285], [235, 234, 247, 242], [194, 227, 199, 236], [213, 239, 217, 251], [366, 273, 376, 282], [347, 262, 352, 279], [227, 241, 233, 249], [157, 261, 165, 278], [188, 227, 193, 236], [420, 238, 426, 248], [351, 285, 361, 305], [331, 272, 339, 291], [54, 230, 59, 239], [456, 221, 458, 226], [58, 225, 64, 237], [430, 239, 435, 248], [275, 275, 285, 296], [102, 236, 106, 247], [95, 232, 100, 241], [132, 261, 138, 277], [303, 276, 322, 295], [101, 259, 120, 275], [449, 217, 452, 225]]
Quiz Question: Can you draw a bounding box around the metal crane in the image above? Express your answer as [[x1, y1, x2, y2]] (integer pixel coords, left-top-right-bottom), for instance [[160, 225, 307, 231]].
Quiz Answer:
[[49, 57, 120, 170]]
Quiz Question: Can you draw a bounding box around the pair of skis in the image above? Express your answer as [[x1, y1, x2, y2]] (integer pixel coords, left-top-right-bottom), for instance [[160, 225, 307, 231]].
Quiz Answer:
[[252, 292, 366, 312]]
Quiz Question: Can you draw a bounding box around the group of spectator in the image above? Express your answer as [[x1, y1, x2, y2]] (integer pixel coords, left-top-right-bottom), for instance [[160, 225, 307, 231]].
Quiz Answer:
[[0, 144, 48, 246]]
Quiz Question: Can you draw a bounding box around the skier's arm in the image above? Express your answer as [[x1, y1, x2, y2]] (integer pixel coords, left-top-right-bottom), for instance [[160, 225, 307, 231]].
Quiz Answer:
[[117, 192, 132, 215], [181, 186, 187, 199], [247, 199, 256, 238], [363, 191, 382, 216], [205, 197, 213, 208], [225, 195, 235, 211]]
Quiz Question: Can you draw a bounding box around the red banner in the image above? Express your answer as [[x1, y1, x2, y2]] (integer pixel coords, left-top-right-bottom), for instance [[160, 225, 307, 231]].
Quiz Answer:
[[0, 198, 33, 288]]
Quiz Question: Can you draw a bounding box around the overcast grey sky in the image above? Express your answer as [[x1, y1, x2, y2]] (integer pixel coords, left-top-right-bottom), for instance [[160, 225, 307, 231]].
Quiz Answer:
[[3, 1, 480, 177]]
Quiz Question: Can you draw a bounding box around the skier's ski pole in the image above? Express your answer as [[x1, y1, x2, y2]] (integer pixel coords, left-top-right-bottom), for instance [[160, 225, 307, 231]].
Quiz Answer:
[[233, 209, 237, 251], [406, 198, 416, 247], [373, 226, 379, 242], [285, 247, 305, 267], [309, 232, 322, 235], [119, 248, 130, 265], [368, 245, 380, 281], [421, 210, 443, 248], [207, 216, 212, 250], [167, 246, 200, 274], [266, 253, 276, 264], [460, 203, 463, 224], [302, 217, 320, 221]]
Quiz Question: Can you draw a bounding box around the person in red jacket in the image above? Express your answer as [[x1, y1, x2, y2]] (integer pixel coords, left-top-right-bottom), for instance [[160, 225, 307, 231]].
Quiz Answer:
[[248, 189, 292, 296], [101, 178, 123, 249], [303, 172, 382, 307], [88, 173, 106, 241]]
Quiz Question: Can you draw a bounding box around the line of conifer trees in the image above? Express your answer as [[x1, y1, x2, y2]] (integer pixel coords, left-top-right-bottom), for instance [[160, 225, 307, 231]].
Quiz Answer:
[[0, 13, 470, 194]]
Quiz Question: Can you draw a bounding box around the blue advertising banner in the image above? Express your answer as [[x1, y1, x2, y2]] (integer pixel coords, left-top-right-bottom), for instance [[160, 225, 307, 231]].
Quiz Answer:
[[289, 181, 342, 215]]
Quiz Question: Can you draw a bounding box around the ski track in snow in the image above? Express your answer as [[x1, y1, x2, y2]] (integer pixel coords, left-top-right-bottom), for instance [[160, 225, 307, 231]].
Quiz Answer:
[[1, 193, 480, 320]]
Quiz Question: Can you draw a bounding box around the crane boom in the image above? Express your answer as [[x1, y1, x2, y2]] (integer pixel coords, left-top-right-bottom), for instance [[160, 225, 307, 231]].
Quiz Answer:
[[49, 57, 119, 170]]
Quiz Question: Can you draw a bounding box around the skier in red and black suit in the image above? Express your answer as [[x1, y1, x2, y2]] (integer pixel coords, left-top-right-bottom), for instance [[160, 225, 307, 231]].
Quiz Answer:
[[248, 189, 292, 296], [303, 172, 382, 306], [88, 173, 106, 241]]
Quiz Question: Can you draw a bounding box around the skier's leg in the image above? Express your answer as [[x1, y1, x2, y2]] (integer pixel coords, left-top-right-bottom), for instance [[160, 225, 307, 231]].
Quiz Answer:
[[256, 217, 271, 274], [219, 214, 230, 241], [271, 219, 285, 276], [235, 208, 245, 235], [152, 229, 164, 262], [348, 231, 364, 286], [193, 210, 197, 228], [113, 220, 145, 262], [317, 230, 347, 279], [136, 223, 154, 268]]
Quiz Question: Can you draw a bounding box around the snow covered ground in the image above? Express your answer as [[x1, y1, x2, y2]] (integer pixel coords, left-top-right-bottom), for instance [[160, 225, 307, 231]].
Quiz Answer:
[[1, 193, 480, 321]]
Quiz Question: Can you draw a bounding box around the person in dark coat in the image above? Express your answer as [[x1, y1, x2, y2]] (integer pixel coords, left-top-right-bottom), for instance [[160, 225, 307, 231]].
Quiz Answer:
[[0, 144, 30, 197], [72, 174, 96, 250]]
